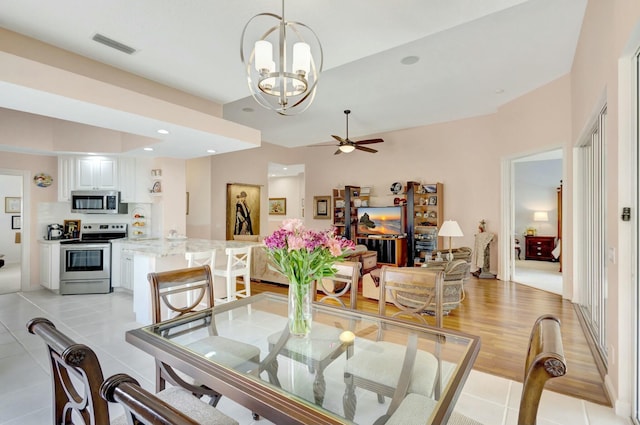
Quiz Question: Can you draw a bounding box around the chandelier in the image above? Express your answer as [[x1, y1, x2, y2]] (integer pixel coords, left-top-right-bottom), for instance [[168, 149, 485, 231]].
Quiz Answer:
[[240, 0, 323, 115]]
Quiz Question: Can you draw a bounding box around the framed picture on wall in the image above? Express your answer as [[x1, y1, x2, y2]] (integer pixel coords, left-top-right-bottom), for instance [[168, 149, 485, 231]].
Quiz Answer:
[[313, 196, 331, 219], [226, 183, 261, 240], [268, 198, 286, 215], [4, 197, 21, 213]]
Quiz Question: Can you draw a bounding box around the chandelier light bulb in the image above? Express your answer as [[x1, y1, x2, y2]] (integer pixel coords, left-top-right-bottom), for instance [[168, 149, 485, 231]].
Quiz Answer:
[[292, 42, 311, 75], [254, 40, 273, 72]]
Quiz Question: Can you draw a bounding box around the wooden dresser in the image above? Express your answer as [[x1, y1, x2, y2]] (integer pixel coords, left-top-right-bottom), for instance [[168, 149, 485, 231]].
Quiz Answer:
[[524, 236, 555, 261]]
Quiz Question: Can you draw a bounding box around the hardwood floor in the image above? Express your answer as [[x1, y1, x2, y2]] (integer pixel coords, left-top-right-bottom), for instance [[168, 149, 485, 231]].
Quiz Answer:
[[249, 275, 609, 407]]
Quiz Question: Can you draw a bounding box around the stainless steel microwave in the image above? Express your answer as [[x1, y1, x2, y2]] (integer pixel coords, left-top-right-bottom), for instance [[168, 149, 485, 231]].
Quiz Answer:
[[70, 190, 128, 214]]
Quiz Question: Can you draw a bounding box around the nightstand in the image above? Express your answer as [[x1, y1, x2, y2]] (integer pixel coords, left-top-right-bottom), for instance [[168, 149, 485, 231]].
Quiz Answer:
[[524, 236, 555, 261]]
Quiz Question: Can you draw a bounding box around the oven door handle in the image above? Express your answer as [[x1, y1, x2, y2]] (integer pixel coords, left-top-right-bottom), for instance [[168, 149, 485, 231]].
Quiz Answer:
[[61, 244, 108, 250]]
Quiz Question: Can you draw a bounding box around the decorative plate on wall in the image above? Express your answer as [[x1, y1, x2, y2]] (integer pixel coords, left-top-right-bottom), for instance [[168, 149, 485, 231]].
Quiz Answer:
[[390, 182, 402, 194], [33, 173, 53, 187]]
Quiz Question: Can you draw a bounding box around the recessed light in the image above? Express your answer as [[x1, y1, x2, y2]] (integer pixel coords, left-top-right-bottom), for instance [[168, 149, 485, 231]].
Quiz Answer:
[[283, 167, 288, 170], [207, 149, 216, 154], [87, 152, 96, 155], [494, 88, 505, 94], [144, 147, 154, 151], [242, 107, 254, 113], [400, 56, 419, 65], [157, 129, 169, 134]]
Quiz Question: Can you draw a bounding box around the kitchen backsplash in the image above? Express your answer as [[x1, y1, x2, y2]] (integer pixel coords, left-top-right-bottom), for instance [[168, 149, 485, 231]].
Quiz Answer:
[[37, 202, 153, 240]]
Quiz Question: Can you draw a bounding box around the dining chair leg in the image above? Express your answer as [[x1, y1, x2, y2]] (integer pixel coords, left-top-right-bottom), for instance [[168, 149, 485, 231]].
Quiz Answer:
[[343, 373, 356, 421], [313, 369, 326, 405]]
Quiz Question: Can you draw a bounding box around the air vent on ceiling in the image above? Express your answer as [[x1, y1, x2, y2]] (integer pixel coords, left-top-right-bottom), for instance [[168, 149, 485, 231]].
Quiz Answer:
[[92, 33, 136, 55]]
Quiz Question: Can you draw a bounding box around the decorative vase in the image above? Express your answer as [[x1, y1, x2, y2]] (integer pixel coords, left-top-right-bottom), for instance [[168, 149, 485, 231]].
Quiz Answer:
[[288, 279, 313, 337]]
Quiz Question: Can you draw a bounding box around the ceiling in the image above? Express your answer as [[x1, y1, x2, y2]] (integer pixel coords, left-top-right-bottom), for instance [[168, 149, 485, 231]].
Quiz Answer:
[[0, 0, 587, 158]]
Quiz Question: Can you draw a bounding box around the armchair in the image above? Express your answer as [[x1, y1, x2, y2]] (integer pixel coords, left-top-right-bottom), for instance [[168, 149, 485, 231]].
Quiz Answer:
[[421, 259, 470, 313]]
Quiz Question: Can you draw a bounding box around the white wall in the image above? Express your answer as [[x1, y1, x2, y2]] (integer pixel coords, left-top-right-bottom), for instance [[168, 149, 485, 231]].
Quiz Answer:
[[514, 159, 562, 237], [267, 173, 305, 234], [0, 174, 22, 263]]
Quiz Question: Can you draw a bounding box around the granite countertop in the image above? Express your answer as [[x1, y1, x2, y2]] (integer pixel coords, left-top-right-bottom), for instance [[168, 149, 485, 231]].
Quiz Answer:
[[120, 238, 261, 257]]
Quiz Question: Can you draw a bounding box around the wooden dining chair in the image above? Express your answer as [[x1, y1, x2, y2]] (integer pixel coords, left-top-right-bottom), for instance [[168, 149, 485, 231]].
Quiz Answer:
[[381, 314, 567, 425], [148, 265, 261, 409], [315, 260, 360, 309], [26, 317, 238, 425], [378, 266, 445, 326], [211, 246, 252, 303], [101, 373, 217, 425], [343, 266, 445, 421], [263, 261, 361, 406]]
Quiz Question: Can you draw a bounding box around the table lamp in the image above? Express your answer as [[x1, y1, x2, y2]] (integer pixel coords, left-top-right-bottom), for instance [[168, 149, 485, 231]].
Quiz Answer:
[[438, 220, 464, 260]]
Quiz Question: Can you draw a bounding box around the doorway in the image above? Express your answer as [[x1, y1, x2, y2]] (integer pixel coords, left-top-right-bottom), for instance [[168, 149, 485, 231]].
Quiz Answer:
[[0, 172, 25, 294], [267, 162, 305, 234], [505, 149, 563, 294]]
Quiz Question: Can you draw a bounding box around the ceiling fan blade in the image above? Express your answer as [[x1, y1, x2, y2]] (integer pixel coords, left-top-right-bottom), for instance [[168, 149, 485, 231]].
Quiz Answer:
[[355, 138, 384, 145], [355, 145, 378, 153], [332, 135, 346, 144], [334, 149, 343, 155]]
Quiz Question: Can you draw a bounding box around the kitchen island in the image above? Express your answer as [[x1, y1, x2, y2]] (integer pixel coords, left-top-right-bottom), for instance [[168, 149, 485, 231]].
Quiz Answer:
[[121, 238, 260, 324]]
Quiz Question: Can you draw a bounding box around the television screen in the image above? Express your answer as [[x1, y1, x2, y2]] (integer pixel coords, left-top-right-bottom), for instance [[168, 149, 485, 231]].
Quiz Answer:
[[356, 206, 404, 236]]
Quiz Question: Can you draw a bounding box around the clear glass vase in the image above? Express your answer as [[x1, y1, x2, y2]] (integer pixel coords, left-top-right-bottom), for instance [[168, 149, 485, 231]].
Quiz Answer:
[[288, 281, 312, 337]]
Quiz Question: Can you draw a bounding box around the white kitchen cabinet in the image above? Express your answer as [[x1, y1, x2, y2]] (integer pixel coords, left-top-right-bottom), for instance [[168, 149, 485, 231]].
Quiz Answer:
[[76, 156, 118, 190], [39, 242, 60, 291], [121, 251, 134, 291], [118, 157, 152, 203], [111, 241, 134, 291], [57, 156, 75, 202]]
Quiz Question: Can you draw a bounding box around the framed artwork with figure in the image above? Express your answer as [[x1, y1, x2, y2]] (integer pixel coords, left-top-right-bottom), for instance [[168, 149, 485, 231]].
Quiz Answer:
[[226, 183, 261, 240]]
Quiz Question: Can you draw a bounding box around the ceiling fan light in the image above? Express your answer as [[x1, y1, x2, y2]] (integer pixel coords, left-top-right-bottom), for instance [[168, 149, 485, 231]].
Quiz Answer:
[[292, 42, 311, 75], [255, 40, 273, 73], [339, 144, 355, 153]]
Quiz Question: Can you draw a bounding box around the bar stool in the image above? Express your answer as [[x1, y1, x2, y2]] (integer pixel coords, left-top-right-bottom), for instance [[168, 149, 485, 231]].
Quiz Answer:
[[185, 250, 216, 267], [185, 250, 216, 306], [212, 246, 252, 303]]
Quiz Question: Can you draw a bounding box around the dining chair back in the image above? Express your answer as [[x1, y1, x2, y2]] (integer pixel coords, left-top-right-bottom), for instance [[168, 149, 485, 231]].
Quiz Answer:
[[100, 373, 200, 425], [342, 267, 446, 421], [382, 314, 567, 425], [378, 266, 445, 326], [148, 265, 214, 323], [147, 265, 261, 412], [517, 314, 566, 425], [316, 260, 360, 309], [212, 246, 252, 303], [263, 261, 361, 405], [26, 317, 238, 425]]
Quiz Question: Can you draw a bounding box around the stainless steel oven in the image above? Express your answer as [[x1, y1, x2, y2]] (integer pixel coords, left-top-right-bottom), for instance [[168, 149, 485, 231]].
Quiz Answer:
[[59, 223, 127, 295]]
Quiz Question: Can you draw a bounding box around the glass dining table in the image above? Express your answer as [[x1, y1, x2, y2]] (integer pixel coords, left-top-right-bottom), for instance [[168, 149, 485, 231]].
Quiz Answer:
[[126, 292, 480, 425]]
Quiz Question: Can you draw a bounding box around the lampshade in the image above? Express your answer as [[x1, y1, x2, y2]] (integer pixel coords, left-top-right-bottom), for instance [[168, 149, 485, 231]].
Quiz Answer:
[[339, 144, 356, 153], [438, 220, 464, 237], [533, 211, 549, 222]]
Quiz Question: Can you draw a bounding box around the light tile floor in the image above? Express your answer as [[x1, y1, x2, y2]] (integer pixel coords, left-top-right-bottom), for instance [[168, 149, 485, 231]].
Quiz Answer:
[[0, 289, 630, 425]]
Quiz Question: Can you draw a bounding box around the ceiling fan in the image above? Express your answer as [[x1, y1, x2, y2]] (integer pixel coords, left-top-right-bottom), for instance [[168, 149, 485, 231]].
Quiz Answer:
[[328, 110, 384, 155]]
